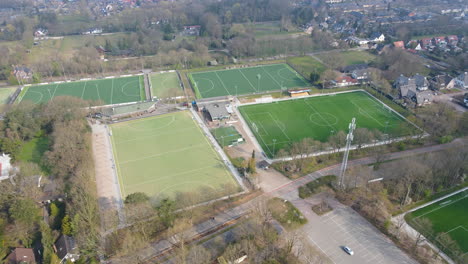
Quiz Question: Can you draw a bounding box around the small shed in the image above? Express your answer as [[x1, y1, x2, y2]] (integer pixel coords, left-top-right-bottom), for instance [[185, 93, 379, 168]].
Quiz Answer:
[[288, 88, 310, 97]]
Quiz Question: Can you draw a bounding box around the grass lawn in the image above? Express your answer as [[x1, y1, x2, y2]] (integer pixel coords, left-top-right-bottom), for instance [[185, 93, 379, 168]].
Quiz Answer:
[[17, 136, 50, 164], [149, 72, 183, 98], [19, 76, 144, 105], [287, 56, 327, 78], [189, 63, 310, 98], [268, 197, 307, 230], [0, 87, 15, 105], [212, 126, 244, 147], [249, 21, 300, 37], [110, 111, 240, 200], [318, 51, 376, 66], [406, 189, 468, 260], [239, 91, 411, 157]]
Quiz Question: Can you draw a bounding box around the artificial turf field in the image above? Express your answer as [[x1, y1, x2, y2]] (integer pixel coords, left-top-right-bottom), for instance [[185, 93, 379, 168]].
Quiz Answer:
[[110, 111, 240, 199], [189, 63, 309, 98], [212, 126, 244, 147], [239, 91, 409, 157], [149, 71, 183, 98], [19, 76, 144, 105], [406, 189, 468, 258]]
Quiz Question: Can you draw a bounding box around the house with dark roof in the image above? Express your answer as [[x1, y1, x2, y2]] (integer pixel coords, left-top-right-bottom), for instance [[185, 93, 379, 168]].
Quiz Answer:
[[55, 235, 79, 263], [454, 72, 468, 89], [6, 248, 36, 264], [13, 66, 33, 81], [351, 69, 370, 83], [395, 74, 433, 106], [370, 32, 385, 42], [430, 75, 455, 90], [203, 102, 231, 121], [341, 64, 368, 73]]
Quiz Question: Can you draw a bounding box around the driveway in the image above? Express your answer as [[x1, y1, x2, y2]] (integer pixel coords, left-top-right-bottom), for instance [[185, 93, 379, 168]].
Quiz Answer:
[[291, 197, 418, 264]]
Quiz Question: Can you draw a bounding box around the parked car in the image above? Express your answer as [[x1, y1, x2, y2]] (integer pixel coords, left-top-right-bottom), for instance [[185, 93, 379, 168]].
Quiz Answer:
[[343, 246, 354, 255]]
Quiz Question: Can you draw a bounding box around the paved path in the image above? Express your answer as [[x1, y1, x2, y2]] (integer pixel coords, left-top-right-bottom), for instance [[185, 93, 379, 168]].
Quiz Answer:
[[109, 138, 465, 263]]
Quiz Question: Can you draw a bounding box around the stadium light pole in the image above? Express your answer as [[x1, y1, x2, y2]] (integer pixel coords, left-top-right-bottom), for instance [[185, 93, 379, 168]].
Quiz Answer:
[[338, 117, 356, 189], [257, 74, 261, 93], [273, 138, 277, 155]]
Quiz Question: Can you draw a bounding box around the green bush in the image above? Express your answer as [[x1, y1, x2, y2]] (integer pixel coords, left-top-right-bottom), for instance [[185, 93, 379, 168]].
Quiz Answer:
[[298, 175, 337, 198]]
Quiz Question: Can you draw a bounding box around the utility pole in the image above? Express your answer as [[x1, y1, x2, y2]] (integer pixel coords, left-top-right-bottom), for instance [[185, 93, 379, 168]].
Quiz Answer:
[[338, 117, 356, 189]]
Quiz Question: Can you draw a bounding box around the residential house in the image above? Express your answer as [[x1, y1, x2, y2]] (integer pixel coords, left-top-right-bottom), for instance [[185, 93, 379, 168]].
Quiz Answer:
[[447, 35, 458, 46], [395, 74, 433, 106], [182, 25, 201, 36], [454, 72, 468, 89], [13, 66, 33, 81], [420, 38, 433, 49], [55, 235, 80, 263], [370, 32, 385, 42], [34, 28, 47, 38], [434, 36, 447, 46], [351, 69, 370, 83], [6, 248, 36, 264], [393, 41, 405, 49], [430, 75, 454, 90], [332, 76, 358, 87]]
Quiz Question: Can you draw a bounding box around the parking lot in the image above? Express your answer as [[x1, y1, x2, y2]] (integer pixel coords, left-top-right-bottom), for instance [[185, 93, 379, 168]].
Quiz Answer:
[[292, 198, 417, 264]]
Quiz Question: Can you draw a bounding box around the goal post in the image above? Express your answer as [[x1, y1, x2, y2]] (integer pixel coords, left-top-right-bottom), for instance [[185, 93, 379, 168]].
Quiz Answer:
[[252, 122, 259, 134]]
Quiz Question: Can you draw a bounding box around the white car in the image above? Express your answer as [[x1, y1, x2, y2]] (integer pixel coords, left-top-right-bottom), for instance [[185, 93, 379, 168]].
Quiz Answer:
[[343, 246, 354, 255]]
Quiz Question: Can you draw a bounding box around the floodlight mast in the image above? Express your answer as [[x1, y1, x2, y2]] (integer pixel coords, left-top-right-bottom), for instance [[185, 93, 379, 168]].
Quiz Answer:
[[338, 117, 356, 189]]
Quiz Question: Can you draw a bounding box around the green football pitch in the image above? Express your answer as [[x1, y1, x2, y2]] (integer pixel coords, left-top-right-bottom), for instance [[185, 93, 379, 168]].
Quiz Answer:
[[18, 76, 144, 105], [212, 126, 244, 147], [110, 111, 240, 200], [189, 63, 310, 98], [150, 71, 183, 99], [239, 91, 410, 157], [406, 190, 468, 260]]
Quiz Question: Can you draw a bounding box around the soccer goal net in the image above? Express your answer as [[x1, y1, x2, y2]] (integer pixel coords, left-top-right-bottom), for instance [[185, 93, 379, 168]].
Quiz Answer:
[[252, 122, 259, 134]]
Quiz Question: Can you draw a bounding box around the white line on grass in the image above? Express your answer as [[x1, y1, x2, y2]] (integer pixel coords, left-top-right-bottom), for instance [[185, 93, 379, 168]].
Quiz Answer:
[[119, 143, 207, 165], [214, 71, 232, 96], [304, 99, 339, 132], [111, 78, 114, 104], [81, 81, 87, 99], [414, 192, 468, 220], [260, 66, 283, 89], [237, 69, 258, 93], [51, 84, 59, 100]]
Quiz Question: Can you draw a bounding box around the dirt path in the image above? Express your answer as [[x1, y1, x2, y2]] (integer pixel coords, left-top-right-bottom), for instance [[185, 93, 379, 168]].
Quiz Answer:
[[91, 121, 125, 229]]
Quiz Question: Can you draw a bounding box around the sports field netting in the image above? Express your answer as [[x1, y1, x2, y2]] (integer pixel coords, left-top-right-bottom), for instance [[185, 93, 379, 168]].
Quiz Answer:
[[239, 91, 411, 157], [212, 126, 244, 147], [19, 76, 144, 105], [189, 63, 310, 98], [110, 111, 240, 200], [149, 72, 183, 98], [406, 190, 468, 260]]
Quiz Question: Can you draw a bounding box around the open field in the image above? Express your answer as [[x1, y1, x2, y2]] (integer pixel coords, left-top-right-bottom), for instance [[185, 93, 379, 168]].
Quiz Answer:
[[149, 72, 183, 98], [212, 126, 244, 147], [239, 91, 410, 157], [189, 63, 309, 98], [110, 111, 240, 200], [249, 21, 301, 37], [18, 76, 144, 105], [317, 51, 376, 66], [287, 56, 327, 78], [406, 190, 468, 261], [0, 87, 15, 105]]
